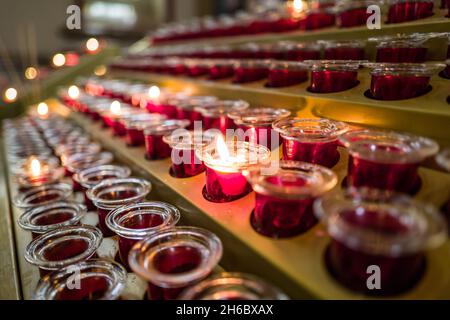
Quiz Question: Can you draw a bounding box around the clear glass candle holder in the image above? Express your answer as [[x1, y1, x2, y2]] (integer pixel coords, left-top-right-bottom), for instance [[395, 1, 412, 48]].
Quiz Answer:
[[129, 226, 223, 300], [174, 96, 218, 129], [64, 151, 114, 176], [122, 113, 167, 147], [143, 119, 190, 160], [25, 225, 103, 277], [195, 100, 249, 134], [18, 201, 85, 239], [304, 60, 364, 93], [273, 118, 348, 168], [163, 130, 218, 178], [320, 40, 366, 60], [365, 63, 444, 100], [387, 0, 434, 23], [314, 188, 447, 295], [73, 164, 132, 211], [303, 8, 336, 30], [56, 142, 101, 159], [196, 139, 271, 203], [370, 35, 428, 63], [207, 59, 236, 80], [16, 166, 66, 191], [184, 59, 209, 77], [86, 178, 152, 236], [179, 272, 289, 300], [232, 60, 270, 83], [228, 107, 291, 149], [266, 61, 309, 88], [275, 41, 321, 61], [14, 183, 73, 209], [244, 161, 337, 238], [106, 201, 180, 269], [335, 0, 374, 27], [33, 259, 127, 300], [339, 130, 439, 194]]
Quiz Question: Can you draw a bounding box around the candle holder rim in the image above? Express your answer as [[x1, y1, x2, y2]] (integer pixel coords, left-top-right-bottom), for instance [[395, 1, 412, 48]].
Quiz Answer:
[[364, 62, 446, 76], [228, 107, 291, 126], [194, 99, 250, 117], [73, 164, 132, 188], [303, 59, 367, 71], [143, 119, 190, 135], [162, 129, 219, 150], [65, 151, 114, 173], [13, 183, 73, 208], [16, 166, 66, 188]]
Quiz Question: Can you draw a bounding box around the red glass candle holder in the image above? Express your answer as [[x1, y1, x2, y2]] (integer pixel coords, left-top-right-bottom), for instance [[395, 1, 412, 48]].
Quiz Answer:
[[303, 8, 336, 30], [33, 259, 127, 300], [207, 59, 236, 80], [86, 178, 152, 236], [244, 161, 337, 238], [179, 272, 288, 300], [129, 226, 223, 300], [64, 151, 114, 176], [144, 92, 187, 119], [314, 188, 447, 295], [163, 130, 218, 178], [232, 60, 270, 83], [365, 63, 444, 100], [196, 139, 271, 202], [195, 100, 249, 134], [273, 118, 348, 168], [371, 36, 428, 63], [274, 41, 321, 61], [228, 107, 291, 149], [339, 130, 439, 193], [143, 119, 190, 160], [336, 1, 373, 27], [173, 96, 217, 129], [25, 225, 103, 277], [304, 60, 363, 93], [13, 183, 73, 209], [184, 59, 209, 77], [16, 166, 65, 191], [122, 113, 167, 147], [18, 201, 85, 239], [387, 0, 434, 23], [73, 164, 132, 211], [106, 202, 180, 269], [321, 40, 366, 60], [266, 61, 309, 87]]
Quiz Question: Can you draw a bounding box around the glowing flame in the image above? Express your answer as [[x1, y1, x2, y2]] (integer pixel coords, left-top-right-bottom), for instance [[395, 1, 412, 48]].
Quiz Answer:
[[68, 85, 80, 99], [4, 87, 17, 102], [110, 100, 121, 115], [148, 86, 160, 99], [30, 158, 41, 177], [216, 135, 230, 161], [52, 53, 66, 67], [86, 38, 100, 52], [293, 0, 304, 11], [37, 102, 49, 116]]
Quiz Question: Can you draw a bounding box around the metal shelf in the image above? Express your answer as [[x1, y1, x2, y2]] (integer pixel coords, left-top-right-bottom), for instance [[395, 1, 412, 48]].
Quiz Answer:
[[51, 100, 450, 299]]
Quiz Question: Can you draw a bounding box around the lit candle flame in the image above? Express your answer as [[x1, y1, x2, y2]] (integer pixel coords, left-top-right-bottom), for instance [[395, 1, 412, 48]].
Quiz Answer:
[[68, 85, 80, 99], [216, 135, 230, 161], [148, 86, 160, 99], [293, 0, 304, 12], [37, 102, 49, 117], [110, 100, 121, 115], [30, 158, 41, 177], [86, 38, 100, 52]]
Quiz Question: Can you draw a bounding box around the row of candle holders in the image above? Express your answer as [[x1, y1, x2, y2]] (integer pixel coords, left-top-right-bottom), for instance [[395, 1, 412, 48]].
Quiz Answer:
[[55, 78, 450, 295], [4, 114, 288, 300], [137, 32, 450, 63], [150, 0, 450, 44]]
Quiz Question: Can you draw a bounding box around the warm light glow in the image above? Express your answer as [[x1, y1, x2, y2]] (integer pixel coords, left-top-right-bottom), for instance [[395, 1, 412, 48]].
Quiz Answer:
[[216, 135, 230, 161], [30, 158, 41, 177], [52, 53, 66, 67], [148, 86, 160, 99], [68, 85, 80, 99], [4, 87, 18, 102], [37, 102, 49, 116], [94, 65, 107, 76], [25, 67, 38, 80], [86, 38, 100, 52], [293, 0, 304, 11], [110, 100, 121, 115]]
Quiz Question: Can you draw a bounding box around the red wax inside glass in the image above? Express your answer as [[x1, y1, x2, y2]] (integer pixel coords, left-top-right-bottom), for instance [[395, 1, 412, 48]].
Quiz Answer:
[[112, 120, 127, 136], [376, 47, 427, 63], [144, 134, 172, 160], [266, 69, 308, 87], [281, 138, 339, 168], [252, 177, 316, 238], [28, 193, 60, 205], [327, 209, 425, 295], [237, 124, 279, 150], [187, 66, 208, 77], [147, 245, 203, 300], [370, 74, 430, 100], [117, 213, 164, 269], [145, 102, 177, 119], [310, 70, 358, 93], [175, 109, 202, 129], [347, 155, 420, 193], [232, 67, 268, 83], [170, 149, 205, 178], [55, 277, 110, 300], [204, 167, 252, 202], [33, 212, 75, 226], [387, 1, 434, 23], [324, 47, 365, 60], [338, 8, 371, 27], [126, 128, 145, 146], [304, 12, 336, 30], [284, 49, 321, 61], [203, 115, 236, 134], [208, 65, 234, 80]]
